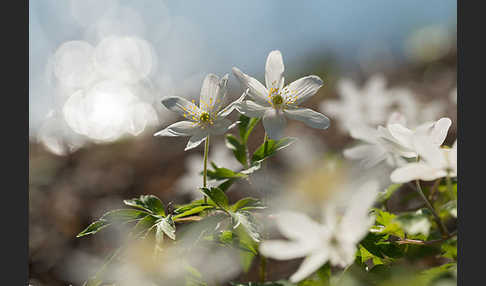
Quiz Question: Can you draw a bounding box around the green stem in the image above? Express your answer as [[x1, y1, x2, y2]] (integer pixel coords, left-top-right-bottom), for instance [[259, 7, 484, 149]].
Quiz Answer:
[[203, 135, 210, 204], [415, 180, 450, 237]]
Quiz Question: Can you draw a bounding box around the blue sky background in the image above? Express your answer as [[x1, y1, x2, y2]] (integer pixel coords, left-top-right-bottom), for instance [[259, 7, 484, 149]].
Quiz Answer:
[[29, 0, 456, 134]]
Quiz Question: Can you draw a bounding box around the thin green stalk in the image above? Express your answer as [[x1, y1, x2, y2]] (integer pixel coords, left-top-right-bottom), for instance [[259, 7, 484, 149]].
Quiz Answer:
[[415, 180, 450, 237], [203, 135, 210, 204]]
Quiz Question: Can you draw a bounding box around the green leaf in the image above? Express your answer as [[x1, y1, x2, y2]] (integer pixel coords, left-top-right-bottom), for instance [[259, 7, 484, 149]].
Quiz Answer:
[[358, 245, 384, 268], [101, 209, 149, 222], [251, 137, 297, 163], [441, 238, 457, 260], [173, 205, 214, 219], [200, 187, 229, 209], [123, 194, 166, 216], [230, 197, 264, 212], [77, 220, 110, 238], [373, 209, 405, 238], [157, 216, 176, 240], [131, 215, 158, 238], [232, 211, 261, 242], [218, 179, 236, 192], [207, 165, 248, 180], [226, 134, 248, 166], [238, 115, 261, 144]]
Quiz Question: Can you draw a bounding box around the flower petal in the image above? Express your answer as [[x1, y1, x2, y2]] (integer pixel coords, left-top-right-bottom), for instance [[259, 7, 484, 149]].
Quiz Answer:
[[283, 108, 330, 130], [284, 75, 323, 105], [344, 145, 387, 168], [413, 135, 447, 168], [217, 91, 247, 118], [387, 123, 414, 149], [289, 250, 329, 283], [259, 240, 312, 260], [209, 118, 234, 135], [235, 100, 269, 118], [199, 74, 221, 113], [154, 121, 197, 137], [262, 109, 287, 140], [161, 96, 202, 119], [265, 50, 285, 90], [185, 132, 208, 151], [390, 162, 446, 182], [429, 117, 452, 146], [232, 67, 270, 106], [275, 211, 323, 242]]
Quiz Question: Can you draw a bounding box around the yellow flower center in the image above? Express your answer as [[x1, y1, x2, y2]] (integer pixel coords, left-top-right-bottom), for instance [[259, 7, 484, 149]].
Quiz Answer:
[[199, 112, 211, 123], [272, 94, 284, 106]]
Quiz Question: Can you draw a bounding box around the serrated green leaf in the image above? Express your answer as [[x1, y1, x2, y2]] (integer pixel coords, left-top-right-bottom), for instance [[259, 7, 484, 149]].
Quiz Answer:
[[251, 137, 297, 163], [124, 194, 166, 216], [373, 209, 405, 238], [200, 187, 229, 209]]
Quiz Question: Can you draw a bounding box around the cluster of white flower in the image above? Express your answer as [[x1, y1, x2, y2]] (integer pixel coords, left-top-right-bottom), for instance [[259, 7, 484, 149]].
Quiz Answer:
[[155, 50, 330, 146], [154, 50, 456, 283], [320, 75, 451, 133]]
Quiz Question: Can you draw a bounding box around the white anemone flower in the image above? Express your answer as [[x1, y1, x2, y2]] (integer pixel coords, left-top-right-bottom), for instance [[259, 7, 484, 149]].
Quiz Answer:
[[344, 113, 408, 168], [320, 75, 392, 132], [380, 117, 452, 159], [260, 181, 379, 283], [232, 50, 330, 140], [390, 137, 457, 183], [154, 73, 241, 150]]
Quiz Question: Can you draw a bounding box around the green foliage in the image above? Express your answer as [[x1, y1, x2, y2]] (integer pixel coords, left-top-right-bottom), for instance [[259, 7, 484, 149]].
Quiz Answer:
[[207, 162, 248, 180], [123, 195, 166, 216], [251, 137, 297, 163], [200, 187, 229, 209]]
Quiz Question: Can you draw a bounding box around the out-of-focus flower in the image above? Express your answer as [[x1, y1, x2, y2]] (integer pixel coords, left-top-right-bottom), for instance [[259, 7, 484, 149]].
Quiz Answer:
[[320, 75, 392, 132], [155, 74, 242, 150], [390, 137, 457, 183], [260, 181, 379, 283], [232, 50, 330, 140], [175, 142, 241, 199], [382, 117, 452, 158], [344, 113, 407, 168], [390, 87, 447, 127]]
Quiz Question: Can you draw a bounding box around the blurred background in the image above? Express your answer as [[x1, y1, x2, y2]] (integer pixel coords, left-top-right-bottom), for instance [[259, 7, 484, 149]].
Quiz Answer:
[[29, 1, 457, 285]]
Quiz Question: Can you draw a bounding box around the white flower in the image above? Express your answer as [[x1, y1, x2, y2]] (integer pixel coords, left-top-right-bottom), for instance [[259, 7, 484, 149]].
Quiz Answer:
[[320, 75, 392, 132], [344, 113, 407, 168], [259, 181, 379, 283], [154, 73, 242, 150], [381, 117, 452, 159], [390, 137, 457, 183], [232, 50, 330, 140]]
